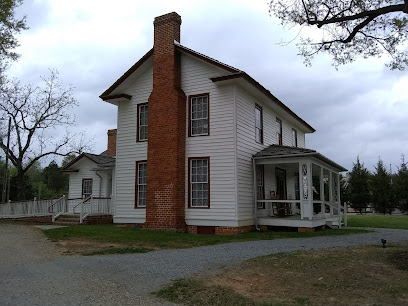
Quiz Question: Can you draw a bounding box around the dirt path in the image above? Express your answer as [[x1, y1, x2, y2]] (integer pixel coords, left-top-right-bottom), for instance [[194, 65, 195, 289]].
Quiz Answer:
[[0, 223, 63, 268], [0, 224, 407, 306]]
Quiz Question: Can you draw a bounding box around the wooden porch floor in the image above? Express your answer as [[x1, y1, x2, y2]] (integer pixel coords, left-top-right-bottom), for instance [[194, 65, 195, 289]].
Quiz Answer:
[[258, 214, 340, 228]]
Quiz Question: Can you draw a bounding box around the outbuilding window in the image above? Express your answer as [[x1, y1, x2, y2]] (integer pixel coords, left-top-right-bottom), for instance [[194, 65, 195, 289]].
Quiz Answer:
[[82, 179, 93, 198]]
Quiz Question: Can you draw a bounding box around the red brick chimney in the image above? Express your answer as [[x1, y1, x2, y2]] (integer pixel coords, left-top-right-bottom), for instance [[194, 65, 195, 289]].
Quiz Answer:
[[145, 12, 187, 231], [106, 129, 117, 157]]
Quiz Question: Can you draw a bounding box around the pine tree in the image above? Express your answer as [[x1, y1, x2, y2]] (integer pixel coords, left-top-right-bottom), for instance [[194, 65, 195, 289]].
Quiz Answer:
[[394, 154, 408, 213], [371, 158, 394, 214], [348, 157, 371, 214]]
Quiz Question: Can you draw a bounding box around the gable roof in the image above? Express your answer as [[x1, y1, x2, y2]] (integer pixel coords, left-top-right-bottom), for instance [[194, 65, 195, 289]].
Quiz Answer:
[[99, 43, 314, 132], [62, 152, 116, 171], [253, 144, 347, 172], [99, 48, 153, 100]]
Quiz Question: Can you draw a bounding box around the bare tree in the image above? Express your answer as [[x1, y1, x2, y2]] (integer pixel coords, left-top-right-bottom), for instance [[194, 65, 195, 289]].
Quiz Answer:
[[0, 70, 91, 200], [269, 0, 408, 70]]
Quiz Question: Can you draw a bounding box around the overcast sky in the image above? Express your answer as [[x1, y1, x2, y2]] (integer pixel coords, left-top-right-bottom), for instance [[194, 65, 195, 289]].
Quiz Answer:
[[10, 0, 408, 173]]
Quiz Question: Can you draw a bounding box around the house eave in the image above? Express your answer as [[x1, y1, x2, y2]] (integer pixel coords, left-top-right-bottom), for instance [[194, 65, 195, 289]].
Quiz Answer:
[[211, 73, 315, 133], [100, 93, 132, 105], [99, 48, 153, 98]]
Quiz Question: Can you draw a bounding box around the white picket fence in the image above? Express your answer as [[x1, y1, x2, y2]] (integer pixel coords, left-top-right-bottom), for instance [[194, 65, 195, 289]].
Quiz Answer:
[[0, 196, 112, 221], [0, 198, 57, 218]]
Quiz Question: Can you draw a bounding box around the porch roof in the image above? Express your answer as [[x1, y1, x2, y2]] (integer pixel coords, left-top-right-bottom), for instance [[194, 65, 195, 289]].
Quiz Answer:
[[253, 145, 347, 172]]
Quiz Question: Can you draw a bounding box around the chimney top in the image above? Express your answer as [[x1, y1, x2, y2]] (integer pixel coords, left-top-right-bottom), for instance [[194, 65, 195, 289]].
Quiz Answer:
[[154, 12, 181, 26], [153, 12, 182, 44]]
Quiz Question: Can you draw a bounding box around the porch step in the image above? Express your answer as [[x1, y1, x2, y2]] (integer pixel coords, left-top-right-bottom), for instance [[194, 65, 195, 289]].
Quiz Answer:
[[326, 221, 344, 229], [54, 214, 81, 226]]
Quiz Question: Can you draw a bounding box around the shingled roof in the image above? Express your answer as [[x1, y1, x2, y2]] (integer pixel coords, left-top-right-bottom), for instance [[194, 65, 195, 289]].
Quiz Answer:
[[253, 145, 347, 172], [62, 152, 115, 171]]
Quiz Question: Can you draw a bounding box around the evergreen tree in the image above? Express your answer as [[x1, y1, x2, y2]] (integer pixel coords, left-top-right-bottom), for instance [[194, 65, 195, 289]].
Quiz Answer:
[[371, 158, 395, 214], [394, 155, 408, 213], [42, 160, 68, 196], [348, 157, 371, 213]]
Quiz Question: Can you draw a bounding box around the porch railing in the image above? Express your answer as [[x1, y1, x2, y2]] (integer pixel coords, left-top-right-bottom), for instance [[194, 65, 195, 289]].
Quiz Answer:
[[72, 197, 112, 223], [0, 197, 58, 218], [49, 196, 68, 222], [256, 199, 347, 227]]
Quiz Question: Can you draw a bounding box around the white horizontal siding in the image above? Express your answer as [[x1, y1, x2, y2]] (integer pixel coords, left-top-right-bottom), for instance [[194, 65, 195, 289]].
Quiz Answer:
[[182, 53, 237, 223], [114, 64, 152, 221], [235, 86, 308, 221], [67, 158, 111, 199]]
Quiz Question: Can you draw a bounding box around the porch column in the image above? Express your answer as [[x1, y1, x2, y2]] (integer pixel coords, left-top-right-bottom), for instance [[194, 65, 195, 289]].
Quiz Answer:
[[320, 166, 324, 218], [299, 162, 313, 220], [329, 171, 333, 217], [252, 159, 259, 230], [335, 173, 342, 228]]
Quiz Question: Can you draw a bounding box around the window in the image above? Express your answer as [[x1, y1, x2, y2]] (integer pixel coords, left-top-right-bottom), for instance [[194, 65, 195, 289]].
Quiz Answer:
[[255, 104, 263, 144], [137, 103, 148, 142], [256, 165, 265, 209], [82, 179, 93, 198], [292, 128, 298, 147], [189, 157, 210, 208], [276, 118, 282, 145], [189, 94, 209, 136], [135, 161, 147, 208]]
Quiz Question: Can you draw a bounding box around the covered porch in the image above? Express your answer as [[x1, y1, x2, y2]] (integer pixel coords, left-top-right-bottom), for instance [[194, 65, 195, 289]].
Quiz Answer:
[[252, 145, 347, 230]]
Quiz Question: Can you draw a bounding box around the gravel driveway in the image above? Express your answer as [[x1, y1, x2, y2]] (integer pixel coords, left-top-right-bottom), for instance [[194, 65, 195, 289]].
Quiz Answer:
[[0, 224, 407, 306]]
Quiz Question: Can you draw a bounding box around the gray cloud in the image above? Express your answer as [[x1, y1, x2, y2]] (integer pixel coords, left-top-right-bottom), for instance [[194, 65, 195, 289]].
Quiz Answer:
[[10, 0, 408, 173]]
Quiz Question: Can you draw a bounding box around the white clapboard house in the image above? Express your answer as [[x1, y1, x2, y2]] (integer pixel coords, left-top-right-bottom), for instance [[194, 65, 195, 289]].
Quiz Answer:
[[63, 12, 347, 233]]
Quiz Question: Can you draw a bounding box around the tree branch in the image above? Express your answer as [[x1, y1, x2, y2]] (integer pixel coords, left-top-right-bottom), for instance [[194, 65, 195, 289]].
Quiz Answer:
[[308, 4, 405, 28]]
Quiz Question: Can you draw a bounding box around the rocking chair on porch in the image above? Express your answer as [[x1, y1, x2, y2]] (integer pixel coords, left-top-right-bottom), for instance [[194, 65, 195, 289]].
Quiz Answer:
[[270, 191, 292, 217]]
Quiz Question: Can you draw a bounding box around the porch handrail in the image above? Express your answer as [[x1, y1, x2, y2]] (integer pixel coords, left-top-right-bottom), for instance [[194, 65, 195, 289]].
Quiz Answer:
[[48, 195, 66, 213], [323, 200, 347, 227], [73, 196, 91, 213]]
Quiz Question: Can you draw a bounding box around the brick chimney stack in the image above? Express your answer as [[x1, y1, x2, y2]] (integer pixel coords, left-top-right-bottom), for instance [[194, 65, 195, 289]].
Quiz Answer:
[[145, 12, 187, 231], [106, 129, 117, 157]]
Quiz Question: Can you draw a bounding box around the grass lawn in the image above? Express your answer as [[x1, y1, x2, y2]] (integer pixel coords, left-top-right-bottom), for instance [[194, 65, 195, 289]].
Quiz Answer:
[[347, 214, 408, 229], [43, 225, 368, 255], [156, 243, 408, 306]]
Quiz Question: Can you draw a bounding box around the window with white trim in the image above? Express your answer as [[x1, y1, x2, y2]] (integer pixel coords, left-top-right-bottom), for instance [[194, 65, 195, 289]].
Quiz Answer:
[[190, 94, 209, 136], [292, 128, 298, 147], [136, 161, 147, 207], [189, 158, 209, 208], [82, 179, 93, 198], [276, 118, 282, 145], [255, 104, 263, 144], [137, 103, 148, 141]]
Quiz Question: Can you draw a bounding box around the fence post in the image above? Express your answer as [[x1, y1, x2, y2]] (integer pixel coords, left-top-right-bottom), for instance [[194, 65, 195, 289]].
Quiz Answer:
[[33, 197, 37, 215]]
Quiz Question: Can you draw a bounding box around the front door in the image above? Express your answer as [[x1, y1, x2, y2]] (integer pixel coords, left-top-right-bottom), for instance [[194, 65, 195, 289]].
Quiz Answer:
[[275, 168, 287, 200]]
